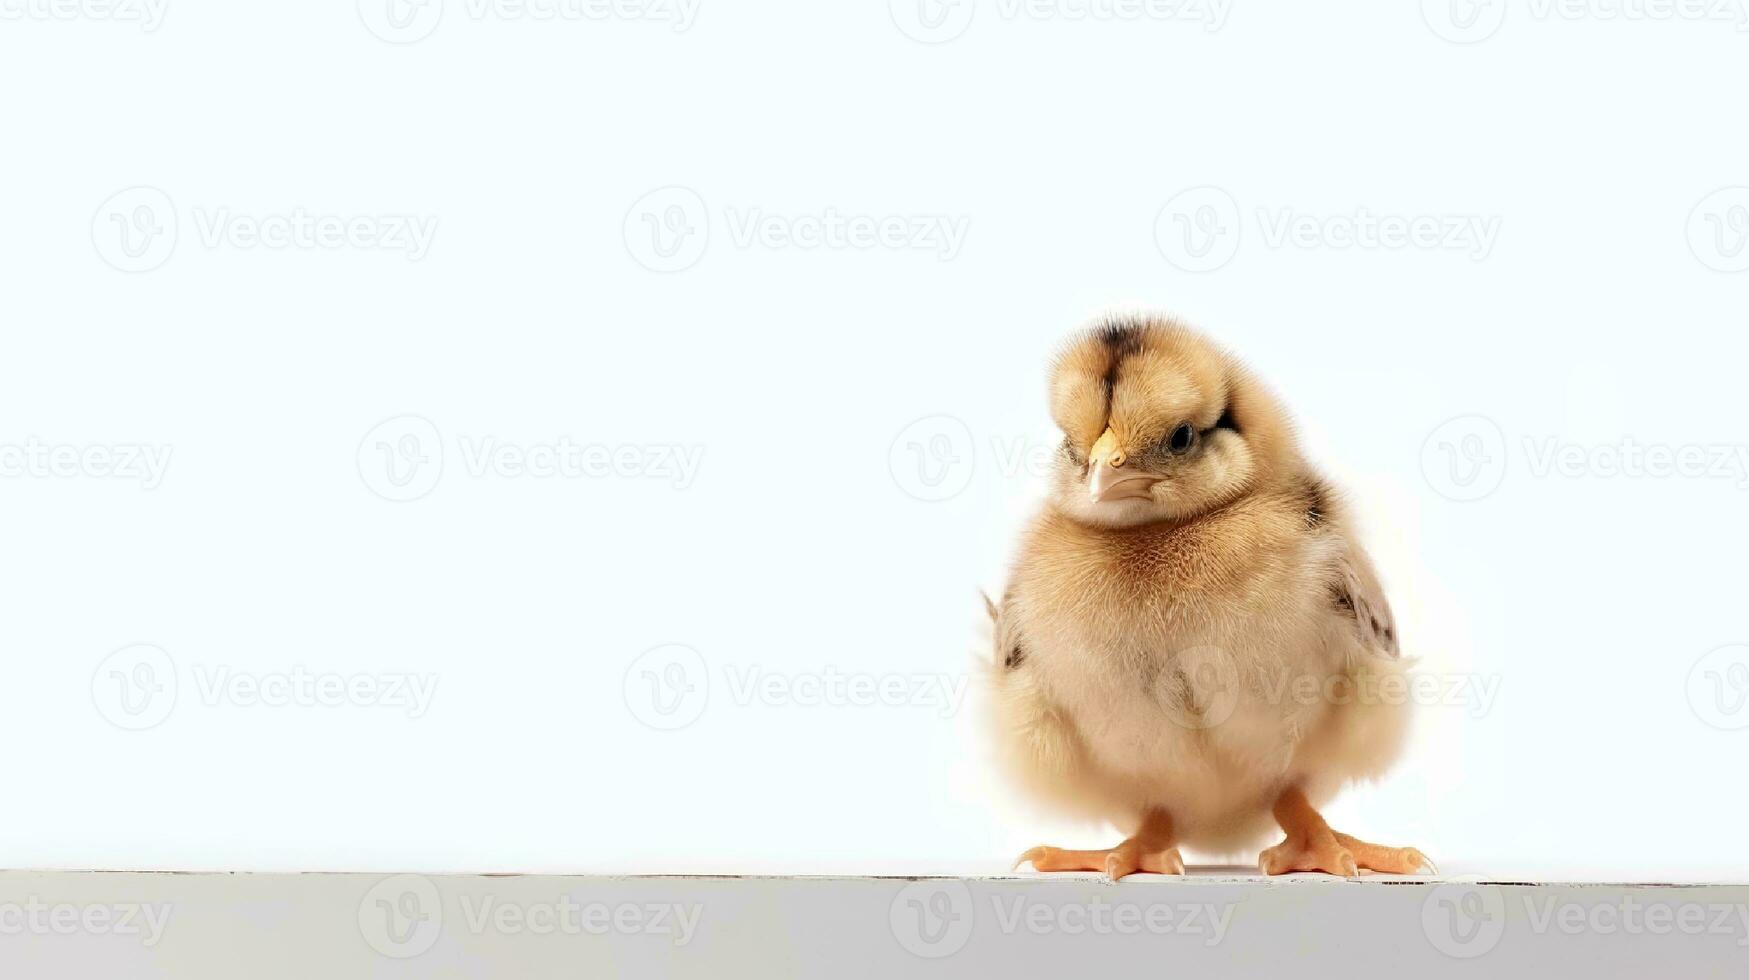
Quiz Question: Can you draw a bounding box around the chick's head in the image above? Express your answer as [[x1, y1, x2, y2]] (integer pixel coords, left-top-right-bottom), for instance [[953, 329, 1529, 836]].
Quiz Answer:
[[1046, 316, 1292, 527]]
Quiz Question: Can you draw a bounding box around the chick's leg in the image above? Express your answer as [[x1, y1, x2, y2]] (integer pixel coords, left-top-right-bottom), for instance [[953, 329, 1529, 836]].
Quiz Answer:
[[1258, 786, 1432, 877], [1016, 808, 1184, 880]]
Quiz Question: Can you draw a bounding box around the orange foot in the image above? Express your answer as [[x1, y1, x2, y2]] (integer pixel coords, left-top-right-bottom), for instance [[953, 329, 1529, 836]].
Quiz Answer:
[[1259, 829, 1432, 876], [1258, 787, 1434, 877], [1015, 809, 1183, 881], [1016, 841, 1185, 880]]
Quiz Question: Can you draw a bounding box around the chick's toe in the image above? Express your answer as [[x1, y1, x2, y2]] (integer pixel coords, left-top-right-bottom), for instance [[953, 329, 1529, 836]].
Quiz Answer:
[[1259, 830, 1360, 878], [1017, 842, 1186, 880]]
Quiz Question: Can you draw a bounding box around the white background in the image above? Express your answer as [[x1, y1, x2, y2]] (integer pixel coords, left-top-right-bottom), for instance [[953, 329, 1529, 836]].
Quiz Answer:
[[3, 0, 1748, 879]]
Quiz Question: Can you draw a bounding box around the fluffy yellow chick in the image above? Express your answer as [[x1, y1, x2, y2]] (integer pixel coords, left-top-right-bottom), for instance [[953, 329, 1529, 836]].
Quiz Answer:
[[991, 314, 1430, 879]]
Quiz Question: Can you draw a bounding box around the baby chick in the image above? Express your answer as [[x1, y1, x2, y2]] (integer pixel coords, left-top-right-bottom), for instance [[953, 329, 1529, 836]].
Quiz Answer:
[[992, 314, 1429, 879]]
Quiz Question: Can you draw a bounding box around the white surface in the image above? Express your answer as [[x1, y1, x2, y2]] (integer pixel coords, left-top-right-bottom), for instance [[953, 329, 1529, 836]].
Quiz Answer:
[[3, 870, 1747, 978], [3, 4, 1749, 877]]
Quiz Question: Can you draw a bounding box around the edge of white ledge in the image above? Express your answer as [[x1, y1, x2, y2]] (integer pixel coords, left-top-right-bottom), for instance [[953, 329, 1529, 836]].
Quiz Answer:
[[7, 867, 1744, 886], [6, 868, 1749, 977]]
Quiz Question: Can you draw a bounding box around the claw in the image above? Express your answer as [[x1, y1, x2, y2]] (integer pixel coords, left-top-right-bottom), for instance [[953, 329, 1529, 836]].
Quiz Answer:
[[1013, 847, 1045, 872], [1101, 852, 1127, 882]]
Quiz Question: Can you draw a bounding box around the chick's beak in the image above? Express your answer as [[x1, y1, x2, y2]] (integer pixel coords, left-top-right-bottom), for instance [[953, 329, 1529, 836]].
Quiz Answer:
[[1087, 428, 1160, 503]]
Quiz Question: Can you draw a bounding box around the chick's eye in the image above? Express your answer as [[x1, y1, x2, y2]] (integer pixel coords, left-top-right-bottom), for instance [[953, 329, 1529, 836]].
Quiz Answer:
[[1167, 423, 1196, 455]]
